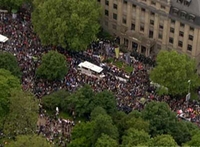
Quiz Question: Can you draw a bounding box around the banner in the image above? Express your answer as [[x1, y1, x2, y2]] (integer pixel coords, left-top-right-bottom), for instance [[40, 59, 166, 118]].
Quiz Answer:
[[115, 47, 119, 59]]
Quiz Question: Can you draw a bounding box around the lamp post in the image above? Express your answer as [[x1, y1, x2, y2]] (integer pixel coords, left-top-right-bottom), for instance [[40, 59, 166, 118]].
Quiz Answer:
[[186, 80, 191, 106], [188, 80, 191, 94]]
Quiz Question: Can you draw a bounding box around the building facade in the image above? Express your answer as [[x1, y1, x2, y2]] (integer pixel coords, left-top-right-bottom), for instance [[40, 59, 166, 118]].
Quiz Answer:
[[98, 0, 200, 63]]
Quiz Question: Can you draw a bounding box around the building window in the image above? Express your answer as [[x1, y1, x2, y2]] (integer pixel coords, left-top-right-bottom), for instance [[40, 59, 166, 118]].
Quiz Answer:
[[179, 31, 184, 37], [150, 20, 154, 25], [171, 19, 175, 24], [140, 25, 144, 32], [113, 4, 117, 9], [151, 1, 156, 5], [170, 27, 174, 33], [141, 8, 145, 12], [151, 12, 155, 16], [158, 33, 162, 39], [131, 23, 135, 30], [188, 14, 195, 22], [172, 8, 179, 15], [178, 41, 183, 47], [132, 4, 136, 8], [105, 10, 109, 16], [105, 0, 109, 6], [161, 5, 166, 9], [112, 24, 117, 30], [123, 0, 127, 4], [189, 35, 193, 41], [123, 18, 127, 24], [113, 13, 117, 20], [159, 25, 163, 29], [190, 27, 194, 31], [180, 23, 185, 27], [180, 11, 186, 19], [149, 30, 153, 38], [169, 37, 174, 44], [187, 45, 192, 51]]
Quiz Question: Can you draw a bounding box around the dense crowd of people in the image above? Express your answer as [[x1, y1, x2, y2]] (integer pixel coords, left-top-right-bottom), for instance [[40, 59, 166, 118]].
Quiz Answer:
[[1, 8, 200, 145]]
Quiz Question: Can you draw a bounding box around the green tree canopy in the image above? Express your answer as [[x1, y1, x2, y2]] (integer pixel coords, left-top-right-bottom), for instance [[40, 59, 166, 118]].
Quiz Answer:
[[169, 121, 191, 145], [66, 85, 95, 118], [142, 101, 177, 137], [121, 128, 150, 147], [95, 134, 118, 147], [94, 90, 117, 115], [36, 51, 68, 80], [150, 50, 200, 96], [183, 133, 200, 146], [32, 0, 101, 51], [0, 0, 30, 10], [69, 122, 95, 147], [92, 114, 119, 144], [0, 69, 20, 119], [5, 135, 52, 147], [90, 106, 107, 120], [149, 134, 177, 146], [42, 89, 69, 111], [0, 52, 21, 78], [2, 90, 38, 137]]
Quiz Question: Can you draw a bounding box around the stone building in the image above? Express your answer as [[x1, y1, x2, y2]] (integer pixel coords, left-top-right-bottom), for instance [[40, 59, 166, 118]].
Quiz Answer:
[[98, 0, 200, 62]]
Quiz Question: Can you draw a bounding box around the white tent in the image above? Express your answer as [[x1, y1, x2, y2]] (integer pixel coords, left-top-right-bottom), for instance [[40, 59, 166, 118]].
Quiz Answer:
[[0, 34, 9, 43]]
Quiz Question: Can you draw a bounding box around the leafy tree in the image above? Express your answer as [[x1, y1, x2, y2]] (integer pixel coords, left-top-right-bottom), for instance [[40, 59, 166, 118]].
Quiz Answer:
[[0, 0, 30, 10], [126, 117, 149, 133], [90, 106, 107, 120], [3, 90, 38, 137], [0, 69, 20, 119], [32, 0, 101, 51], [94, 90, 117, 115], [6, 135, 52, 147], [121, 128, 150, 147], [66, 85, 95, 118], [42, 89, 69, 111], [149, 134, 177, 146], [112, 111, 127, 139], [183, 133, 200, 146], [95, 134, 118, 147], [69, 122, 95, 147], [92, 114, 119, 145], [169, 121, 191, 145], [0, 52, 21, 78], [142, 101, 177, 137], [36, 51, 68, 80], [150, 50, 200, 96]]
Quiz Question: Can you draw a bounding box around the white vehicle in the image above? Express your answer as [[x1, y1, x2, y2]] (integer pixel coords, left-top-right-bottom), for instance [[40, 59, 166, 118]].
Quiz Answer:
[[78, 61, 105, 78]]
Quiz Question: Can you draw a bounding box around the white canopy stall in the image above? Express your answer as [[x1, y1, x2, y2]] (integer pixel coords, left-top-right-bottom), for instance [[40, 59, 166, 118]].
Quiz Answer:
[[0, 34, 9, 43]]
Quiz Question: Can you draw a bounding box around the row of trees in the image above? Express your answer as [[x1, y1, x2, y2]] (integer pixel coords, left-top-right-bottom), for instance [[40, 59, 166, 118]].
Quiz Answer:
[[41, 85, 200, 146]]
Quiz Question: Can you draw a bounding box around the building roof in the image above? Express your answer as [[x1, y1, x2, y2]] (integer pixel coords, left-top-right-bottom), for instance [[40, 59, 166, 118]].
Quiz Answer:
[[169, 0, 200, 26], [78, 61, 103, 73], [171, 0, 200, 16]]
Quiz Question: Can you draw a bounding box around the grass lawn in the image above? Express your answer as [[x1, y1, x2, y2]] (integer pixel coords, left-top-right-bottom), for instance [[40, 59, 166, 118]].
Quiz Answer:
[[104, 57, 133, 74]]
